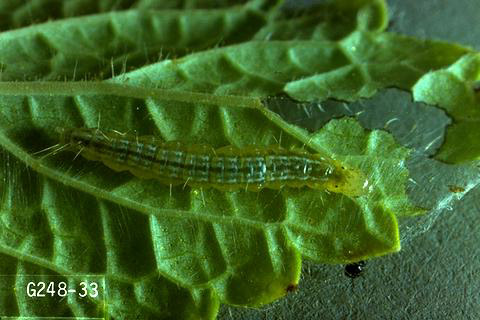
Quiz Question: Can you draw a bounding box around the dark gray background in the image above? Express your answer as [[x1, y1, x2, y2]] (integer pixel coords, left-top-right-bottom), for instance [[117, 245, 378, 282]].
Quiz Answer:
[[219, 0, 480, 319]]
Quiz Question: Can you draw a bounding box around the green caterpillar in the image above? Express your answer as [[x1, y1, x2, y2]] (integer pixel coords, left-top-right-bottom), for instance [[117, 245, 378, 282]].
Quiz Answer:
[[56, 127, 368, 197]]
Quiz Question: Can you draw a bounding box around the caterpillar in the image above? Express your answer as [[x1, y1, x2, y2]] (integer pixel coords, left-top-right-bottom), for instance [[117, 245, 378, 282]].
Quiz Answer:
[[53, 127, 368, 197]]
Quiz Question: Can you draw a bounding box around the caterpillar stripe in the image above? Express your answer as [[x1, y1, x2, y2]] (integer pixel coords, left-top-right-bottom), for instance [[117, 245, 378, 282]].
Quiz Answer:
[[55, 127, 368, 197]]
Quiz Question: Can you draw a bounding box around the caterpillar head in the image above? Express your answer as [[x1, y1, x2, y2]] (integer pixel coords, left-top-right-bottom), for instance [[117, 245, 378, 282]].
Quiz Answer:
[[325, 162, 369, 197]]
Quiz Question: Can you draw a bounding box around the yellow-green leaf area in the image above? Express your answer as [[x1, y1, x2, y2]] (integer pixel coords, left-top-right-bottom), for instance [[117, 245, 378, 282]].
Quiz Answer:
[[262, 113, 423, 263]]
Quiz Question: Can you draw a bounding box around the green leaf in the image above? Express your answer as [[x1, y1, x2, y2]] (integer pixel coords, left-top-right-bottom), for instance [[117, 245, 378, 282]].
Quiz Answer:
[[0, 0, 264, 30], [285, 31, 471, 102], [0, 80, 416, 317], [0, 5, 267, 81], [255, 0, 388, 41], [413, 53, 480, 163]]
